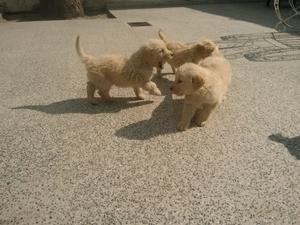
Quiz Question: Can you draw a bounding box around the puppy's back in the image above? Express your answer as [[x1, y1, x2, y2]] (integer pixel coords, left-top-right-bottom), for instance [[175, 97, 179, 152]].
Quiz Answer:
[[85, 54, 126, 78], [200, 53, 231, 89]]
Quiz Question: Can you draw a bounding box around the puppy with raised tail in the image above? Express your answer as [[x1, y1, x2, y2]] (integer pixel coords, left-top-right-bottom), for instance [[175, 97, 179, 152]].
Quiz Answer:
[[170, 46, 231, 131], [75, 36, 173, 104], [158, 30, 216, 74]]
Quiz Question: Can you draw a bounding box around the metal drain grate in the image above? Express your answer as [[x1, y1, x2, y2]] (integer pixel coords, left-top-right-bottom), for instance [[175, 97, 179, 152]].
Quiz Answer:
[[127, 22, 152, 27]]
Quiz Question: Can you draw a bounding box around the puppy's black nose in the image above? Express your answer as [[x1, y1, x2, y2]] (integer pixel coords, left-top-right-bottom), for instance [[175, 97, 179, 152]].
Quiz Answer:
[[170, 53, 174, 57], [170, 87, 173, 91]]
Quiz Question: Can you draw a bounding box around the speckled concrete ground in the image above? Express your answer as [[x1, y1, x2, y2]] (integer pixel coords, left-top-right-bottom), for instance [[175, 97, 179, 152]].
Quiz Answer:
[[0, 3, 299, 225]]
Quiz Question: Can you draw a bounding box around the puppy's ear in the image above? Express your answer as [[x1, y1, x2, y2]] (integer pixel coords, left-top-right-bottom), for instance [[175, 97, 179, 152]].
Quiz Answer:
[[138, 45, 152, 61], [141, 44, 151, 52], [196, 43, 205, 51], [192, 74, 205, 89], [203, 41, 216, 53]]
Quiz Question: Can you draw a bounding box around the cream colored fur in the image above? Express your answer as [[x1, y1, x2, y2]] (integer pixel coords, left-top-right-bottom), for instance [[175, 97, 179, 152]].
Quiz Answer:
[[158, 31, 216, 75], [75, 36, 173, 104], [157, 30, 187, 75], [171, 47, 231, 131], [158, 30, 187, 54]]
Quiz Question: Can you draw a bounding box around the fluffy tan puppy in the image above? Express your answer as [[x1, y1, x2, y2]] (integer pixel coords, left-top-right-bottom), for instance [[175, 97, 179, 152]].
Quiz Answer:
[[170, 47, 231, 131], [158, 30, 187, 52], [157, 30, 187, 75], [168, 40, 216, 74], [158, 30, 216, 74], [75, 36, 173, 104]]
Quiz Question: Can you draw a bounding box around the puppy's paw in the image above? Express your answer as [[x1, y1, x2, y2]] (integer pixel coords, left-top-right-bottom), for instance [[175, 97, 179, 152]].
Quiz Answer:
[[177, 122, 188, 131], [136, 94, 146, 100], [196, 121, 206, 127], [151, 88, 162, 96], [195, 118, 206, 127]]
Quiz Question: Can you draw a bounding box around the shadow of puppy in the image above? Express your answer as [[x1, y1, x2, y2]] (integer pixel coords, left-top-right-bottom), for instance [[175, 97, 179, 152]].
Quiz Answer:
[[269, 133, 300, 160], [115, 94, 183, 140], [115, 76, 183, 140], [12, 97, 153, 115]]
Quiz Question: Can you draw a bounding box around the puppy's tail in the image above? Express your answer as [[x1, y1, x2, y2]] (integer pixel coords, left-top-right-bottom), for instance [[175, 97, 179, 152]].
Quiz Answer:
[[158, 30, 168, 44], [75, 35, 89, 63]]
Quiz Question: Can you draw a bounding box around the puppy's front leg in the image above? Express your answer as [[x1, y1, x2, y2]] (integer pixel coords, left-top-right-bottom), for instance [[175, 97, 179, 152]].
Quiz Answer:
[[177, 103, 197, 131], [143, 81, 161, 96], [195, 103, 218, 127], [156, 66, 162, 77], [171, 66, 176, 74], [133, 87, 146, 100]]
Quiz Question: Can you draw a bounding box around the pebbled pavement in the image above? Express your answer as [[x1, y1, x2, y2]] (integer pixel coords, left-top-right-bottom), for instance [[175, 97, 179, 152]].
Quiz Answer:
[[0, 3, 299, 225]]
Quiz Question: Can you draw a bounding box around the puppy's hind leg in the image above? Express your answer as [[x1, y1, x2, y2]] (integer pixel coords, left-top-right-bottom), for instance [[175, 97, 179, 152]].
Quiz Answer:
[[133, 87, 146, 100], [195, 103, 218, 127], [98, 84, 112, 101], [96, 79, 112, 101], [87, 81, 98, 105]]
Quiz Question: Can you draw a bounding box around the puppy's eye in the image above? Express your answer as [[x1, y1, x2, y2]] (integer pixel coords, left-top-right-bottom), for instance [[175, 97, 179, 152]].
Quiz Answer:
[[160, 49, 165, 53], [177, 80, 183, 83]]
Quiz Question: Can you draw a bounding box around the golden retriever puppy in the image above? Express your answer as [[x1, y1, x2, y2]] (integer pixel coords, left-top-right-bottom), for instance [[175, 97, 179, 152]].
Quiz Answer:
[[168, 40, 216, 74], [75, 36, 173, 104], [157, 30, 187, 75], [158, 30, 187, 52], [170, 48, 231, 131], [157, 30, 216, 75]]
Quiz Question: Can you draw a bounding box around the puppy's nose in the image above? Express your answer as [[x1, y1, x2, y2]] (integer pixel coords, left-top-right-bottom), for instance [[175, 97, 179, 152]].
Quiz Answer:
[[170, 87, 173, 91], [170, 53, 174, 57]]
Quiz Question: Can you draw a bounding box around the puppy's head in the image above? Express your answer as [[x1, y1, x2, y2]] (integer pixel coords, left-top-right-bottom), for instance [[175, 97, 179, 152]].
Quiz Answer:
[[139, 39, 173, 69], [170, 63, 205, 96], [193, 39, 217, 58]]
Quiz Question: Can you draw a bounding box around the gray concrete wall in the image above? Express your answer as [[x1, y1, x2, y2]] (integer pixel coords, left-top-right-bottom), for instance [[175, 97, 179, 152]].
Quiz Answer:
[[2, 0, 265, 12], [3, 0, 39, 12], [83, 0, 106, 10], [107, 0, 265, 9], [2, 0, 105, 13]]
